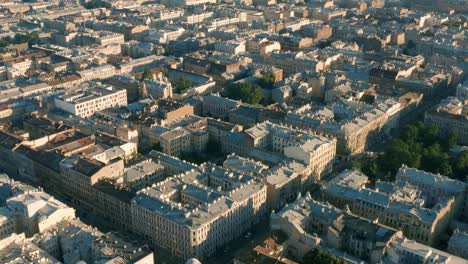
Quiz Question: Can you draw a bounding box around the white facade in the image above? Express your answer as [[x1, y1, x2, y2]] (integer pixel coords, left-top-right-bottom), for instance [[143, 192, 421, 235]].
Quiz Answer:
[[54, 86, 127, 118]]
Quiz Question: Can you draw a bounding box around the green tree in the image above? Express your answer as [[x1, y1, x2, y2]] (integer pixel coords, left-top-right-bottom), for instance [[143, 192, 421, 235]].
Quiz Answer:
[[257, 72, 275, 90], [0, 32, 40, 48], [421, 125, 440, 147], [172, 77, 193, 93], [444, 131, 458, 150], [206, 138, 221, 155], [152, 142, 162, 152], [420, 143, 452, 176], [379, 139, 421, 175], [141, 70, 154, 81], [84, 0, 111, 9], [303, 248, 346, 264], [401, 123, 419, 143], [452, 151, 468, 180], [226, 82, 264, 105]]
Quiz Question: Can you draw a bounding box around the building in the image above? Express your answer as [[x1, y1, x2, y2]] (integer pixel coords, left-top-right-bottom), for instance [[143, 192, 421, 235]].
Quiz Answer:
[[322, 169, 459, 246], [214, 39, 246, 55], [241, 121, 336, 180], [285, 98, 401, 158], [271, 194, 402, 263], [32, 217, 154, 263], [425, 97, 468, 146], [448, 229, 468, 259], [77, 64, 116, 81], [396, 165, 466, 207], [5, 190, 75, 238], [54, 85, 128, 118], [0, 233, 61, 263], [203, 94, 241, 119], [384, 236, 468, 264], [131, 163, 267, 259], [143, 77, 174, 100], [59, 155, 124, 209]]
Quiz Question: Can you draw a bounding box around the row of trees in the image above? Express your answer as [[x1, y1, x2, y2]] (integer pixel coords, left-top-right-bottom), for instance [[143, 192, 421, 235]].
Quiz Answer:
[[225, 71, 277, 105], [354, 122, 467, 182], [0, 32, 40, 48], [226, 82, 264, 105], [83, 0, 111, 9], [303, 248, 346, 264], [171, 77, 193, 94]]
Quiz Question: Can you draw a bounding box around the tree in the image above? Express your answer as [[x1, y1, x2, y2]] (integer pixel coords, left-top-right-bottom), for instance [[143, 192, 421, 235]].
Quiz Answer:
[[358, 122, 462, 181], [152, 142, 162, 152], [407, 40, 416, 49], [172, 77, 193, 94], [378, 139, 421, 175], [84, 0, 111, 9], [444, 131, 457, 150], [0, 32, 40, 48], [303, 248, 346, 264], [400, 123, 419, 143], [452, 151, 468, 180], [141, 70, 154, 81], [206, 138, 221, 155], [420, 143, 452, 176], [421, 125, 440, 147], [226, 82, 264, 105], [257, 72, 275, 90], [0, 36, 12, 48]]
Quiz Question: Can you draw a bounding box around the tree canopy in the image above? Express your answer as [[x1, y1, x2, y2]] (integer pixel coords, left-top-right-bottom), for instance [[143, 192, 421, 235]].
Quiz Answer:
[[354, 122, 467, 182], [0, 32, 40, 48], [303, 248, 346, 264], [141, 70, 154, 81], [171, 77, 193, 94], [257, 72, 275, 90], [226, 82, 264, 105], [83, 0, 111, 9]]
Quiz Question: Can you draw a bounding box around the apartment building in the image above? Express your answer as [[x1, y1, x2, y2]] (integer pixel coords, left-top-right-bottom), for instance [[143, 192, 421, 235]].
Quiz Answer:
[[32, 217, 154, 263], [77, 64, 116, 81], [142, 115, 208, 157], [131, 164, 267, 259], [214, 39, 246, 55], [223, 154, 311, 211], [425, 97, 468, 145], [285, 98, 401, 158], [243, 121, 336, 180], [54, 85, 128, 118], [448, 229, 468, 259], [385, 236, 467, 264], [396, 166, 466, 207], [59, 155, 124, 209], [322, 169, 458, 246], [0, 233, 61, 263], [203, 94, 241, 119], [271, 194, 402, 263]]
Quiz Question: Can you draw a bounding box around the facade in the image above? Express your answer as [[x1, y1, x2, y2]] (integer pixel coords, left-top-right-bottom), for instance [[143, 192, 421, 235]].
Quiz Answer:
[[396, 165, 466, 207], [425, 97, 468, 146], [203, 94, 241, 119], [285, 98, 401, 158], [448, 229, 468, 260], [385, 236, 468, 264], [271, 194, 402, 263], [322, 169, 459, 246], [59, 155, 125, 209], [77, 64, 117, 81], [131, 164, 268, 259], [54, 85, 128, 118], [243, 121, 336, 180]]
